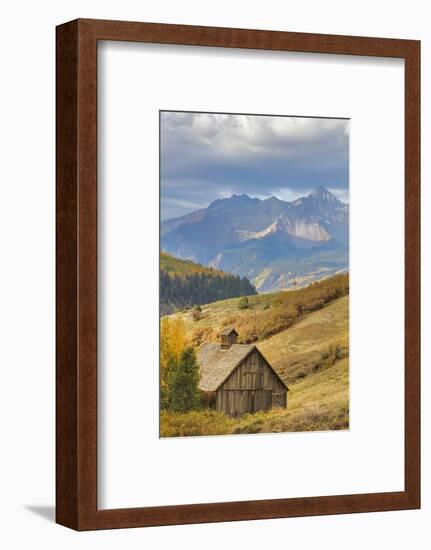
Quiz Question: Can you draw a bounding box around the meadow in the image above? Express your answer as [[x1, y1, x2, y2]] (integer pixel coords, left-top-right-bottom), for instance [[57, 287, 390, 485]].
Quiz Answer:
[[160, 287, 349, 437]]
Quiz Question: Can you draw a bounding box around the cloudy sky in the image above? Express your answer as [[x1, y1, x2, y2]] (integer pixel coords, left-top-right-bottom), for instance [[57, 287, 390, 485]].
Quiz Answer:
[[160, 111, 349, 221]]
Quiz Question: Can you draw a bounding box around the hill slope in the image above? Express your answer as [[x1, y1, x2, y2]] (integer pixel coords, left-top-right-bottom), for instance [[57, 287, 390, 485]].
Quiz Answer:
[[160, 252, 257, 315], [161, 281, 349, 436], [259, 295, 349, 383], [238, 296, 349, 433], [160, 251, 224, 277], [168, 273, 348, 346]]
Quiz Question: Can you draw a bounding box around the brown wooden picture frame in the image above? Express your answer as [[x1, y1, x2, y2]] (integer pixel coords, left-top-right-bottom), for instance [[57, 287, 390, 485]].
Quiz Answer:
[[56, 18, 420, 531]]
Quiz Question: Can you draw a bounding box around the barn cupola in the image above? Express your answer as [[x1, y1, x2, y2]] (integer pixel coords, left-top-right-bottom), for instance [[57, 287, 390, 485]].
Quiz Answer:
[[220, 328, 238, 349]]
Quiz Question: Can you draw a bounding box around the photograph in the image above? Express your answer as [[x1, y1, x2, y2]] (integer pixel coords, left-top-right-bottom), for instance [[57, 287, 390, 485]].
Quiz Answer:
[[159, 110, 349, 437]]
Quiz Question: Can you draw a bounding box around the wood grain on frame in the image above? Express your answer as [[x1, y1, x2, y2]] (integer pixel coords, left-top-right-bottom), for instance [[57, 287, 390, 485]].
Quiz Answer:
[[56, 18, 420, 531]]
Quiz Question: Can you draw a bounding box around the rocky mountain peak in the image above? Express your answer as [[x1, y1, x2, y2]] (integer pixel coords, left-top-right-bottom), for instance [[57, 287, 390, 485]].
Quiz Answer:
[[208, 193, 260, 210], [308, 186, 340, 203], [161, 188, 349, 291]]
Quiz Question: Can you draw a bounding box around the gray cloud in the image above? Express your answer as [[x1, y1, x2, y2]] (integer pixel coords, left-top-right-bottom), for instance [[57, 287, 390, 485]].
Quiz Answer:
[[160, 111, 349, 220]]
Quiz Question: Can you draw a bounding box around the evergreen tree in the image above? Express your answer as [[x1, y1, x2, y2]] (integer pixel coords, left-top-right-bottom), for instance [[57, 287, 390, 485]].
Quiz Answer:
[[169, 347, 201, 413], [160, 268, 257, 311]]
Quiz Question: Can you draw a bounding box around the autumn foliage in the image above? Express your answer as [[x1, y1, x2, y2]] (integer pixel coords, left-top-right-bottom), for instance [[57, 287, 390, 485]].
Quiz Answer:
[[160, 317, 201, 412], [189, 273, 349, 346]]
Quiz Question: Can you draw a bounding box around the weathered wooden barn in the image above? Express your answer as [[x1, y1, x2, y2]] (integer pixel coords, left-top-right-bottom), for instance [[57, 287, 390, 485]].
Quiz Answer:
[[197, 328, 288, 416]]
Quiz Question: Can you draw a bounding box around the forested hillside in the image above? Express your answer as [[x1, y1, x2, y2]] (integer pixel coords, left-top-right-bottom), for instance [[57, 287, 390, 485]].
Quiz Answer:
[[160, 252, 257, 314]]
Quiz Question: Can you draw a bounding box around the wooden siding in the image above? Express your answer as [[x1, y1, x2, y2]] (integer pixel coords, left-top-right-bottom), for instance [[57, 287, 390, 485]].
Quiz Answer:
[[221, 331, 237, 349], [215, 349, 287, 416], [272, 392, 287, 409], [216, 389, 272, 416], [201, 390, 216, 408], [221, 349, 286, 392]]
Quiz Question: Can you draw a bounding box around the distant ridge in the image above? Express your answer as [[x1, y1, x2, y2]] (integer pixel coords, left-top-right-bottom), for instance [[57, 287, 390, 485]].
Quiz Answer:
[[161, 187, 349, 292]]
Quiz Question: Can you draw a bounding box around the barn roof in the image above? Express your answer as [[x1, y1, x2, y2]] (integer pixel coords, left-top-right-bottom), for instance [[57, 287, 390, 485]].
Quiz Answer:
[[220, 327, 238, 336], [197, 343, 255, 391]]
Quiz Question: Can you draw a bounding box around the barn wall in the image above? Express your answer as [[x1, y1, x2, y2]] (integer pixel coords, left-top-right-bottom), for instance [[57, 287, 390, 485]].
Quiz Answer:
[[201, 391, 216, 408], [221, 349, 286, 392], [216, 349, 287, 415], [272, 391, 287, 408], [216, 389, 272, 416]]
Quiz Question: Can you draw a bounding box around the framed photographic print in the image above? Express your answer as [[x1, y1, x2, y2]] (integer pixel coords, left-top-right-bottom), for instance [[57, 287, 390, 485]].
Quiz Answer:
[[56, 19, 420, 530], [159, 110, 349, 436]]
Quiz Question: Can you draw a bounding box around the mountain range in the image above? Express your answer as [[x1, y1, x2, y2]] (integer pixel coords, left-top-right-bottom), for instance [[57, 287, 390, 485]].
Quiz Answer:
[[161, 186, 349, 292]]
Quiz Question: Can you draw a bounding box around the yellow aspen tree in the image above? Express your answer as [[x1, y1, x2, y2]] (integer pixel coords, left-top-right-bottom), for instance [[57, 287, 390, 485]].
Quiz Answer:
[[160, 317, 187, 409]]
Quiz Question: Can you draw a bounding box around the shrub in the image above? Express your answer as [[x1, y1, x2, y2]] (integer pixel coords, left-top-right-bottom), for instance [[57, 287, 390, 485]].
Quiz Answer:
[[192, 305, 203, 321], [318, 344, 343, 370], [238, 296, 249, 310], [160, 410, 235, 437], [191, 326, 215, 346]]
